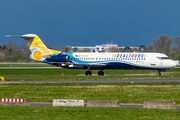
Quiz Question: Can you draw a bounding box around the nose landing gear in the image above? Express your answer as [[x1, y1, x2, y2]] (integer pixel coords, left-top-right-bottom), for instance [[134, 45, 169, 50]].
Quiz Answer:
[[85, 71, 92, 76], [85, 66, 92, 76], [157, 70, 161, 76]]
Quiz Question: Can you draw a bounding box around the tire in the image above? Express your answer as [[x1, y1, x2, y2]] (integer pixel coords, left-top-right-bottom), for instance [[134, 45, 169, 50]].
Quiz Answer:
[[157, 72, 161, 76], [85, 71, 92, 76], [98, 71, 104, 76]]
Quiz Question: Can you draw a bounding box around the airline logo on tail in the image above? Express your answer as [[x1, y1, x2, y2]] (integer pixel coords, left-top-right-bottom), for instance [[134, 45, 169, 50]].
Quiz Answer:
[[29, 35, 52, 60], [6, 34, 59, 61]]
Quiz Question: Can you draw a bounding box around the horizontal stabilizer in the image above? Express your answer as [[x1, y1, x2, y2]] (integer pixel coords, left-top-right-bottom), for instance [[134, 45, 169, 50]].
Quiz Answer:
[[5, 34, 37, 38]]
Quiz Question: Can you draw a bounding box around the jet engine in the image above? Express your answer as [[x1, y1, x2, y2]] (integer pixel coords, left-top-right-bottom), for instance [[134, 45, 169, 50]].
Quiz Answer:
[[46, 54, 70, 62]]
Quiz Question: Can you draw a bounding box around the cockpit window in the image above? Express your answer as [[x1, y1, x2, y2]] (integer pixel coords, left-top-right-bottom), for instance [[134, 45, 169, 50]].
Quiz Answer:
[[156, 57, 170, 60]]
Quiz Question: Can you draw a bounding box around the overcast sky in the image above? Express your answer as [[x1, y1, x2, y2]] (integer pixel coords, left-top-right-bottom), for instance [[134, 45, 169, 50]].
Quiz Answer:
[[1, 0, 180, 47]]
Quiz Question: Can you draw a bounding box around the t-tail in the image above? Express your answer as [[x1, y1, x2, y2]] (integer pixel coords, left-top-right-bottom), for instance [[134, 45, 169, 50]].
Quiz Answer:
[[6, 34, 60, 62]]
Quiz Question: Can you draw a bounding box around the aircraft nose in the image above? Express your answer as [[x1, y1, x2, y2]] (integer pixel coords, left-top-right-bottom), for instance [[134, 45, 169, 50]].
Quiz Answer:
[[171, 61, 177, 68]]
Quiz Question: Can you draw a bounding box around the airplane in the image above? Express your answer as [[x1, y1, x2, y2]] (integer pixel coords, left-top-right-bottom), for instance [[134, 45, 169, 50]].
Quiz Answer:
[[7, 34, 177, 76]]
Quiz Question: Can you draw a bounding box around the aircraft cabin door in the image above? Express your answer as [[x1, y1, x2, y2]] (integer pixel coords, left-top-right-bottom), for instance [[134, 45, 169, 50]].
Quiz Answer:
[[151, 57, 156, 66]]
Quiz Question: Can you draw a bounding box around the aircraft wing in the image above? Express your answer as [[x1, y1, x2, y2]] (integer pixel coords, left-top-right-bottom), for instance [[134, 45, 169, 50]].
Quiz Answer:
[[68, 63, 107, 68], [49, 61, 106, 68], [73, 63, 107, 67]]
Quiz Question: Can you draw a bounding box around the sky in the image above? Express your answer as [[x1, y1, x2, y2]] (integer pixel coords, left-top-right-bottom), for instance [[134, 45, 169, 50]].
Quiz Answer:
[[1, 0, 180, 47]]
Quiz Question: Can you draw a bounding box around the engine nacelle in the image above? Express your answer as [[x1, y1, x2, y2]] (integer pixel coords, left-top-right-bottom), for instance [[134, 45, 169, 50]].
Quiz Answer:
[[46, 54, 70, 62]]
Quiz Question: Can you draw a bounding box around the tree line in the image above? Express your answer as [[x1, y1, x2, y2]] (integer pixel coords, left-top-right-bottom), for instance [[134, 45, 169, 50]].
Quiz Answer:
[[145, 35, 180, 60], [0, 34, 180, 62]]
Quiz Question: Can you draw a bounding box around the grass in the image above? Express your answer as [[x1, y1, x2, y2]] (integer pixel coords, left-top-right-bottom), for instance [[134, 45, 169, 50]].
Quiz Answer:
[[1, 83, 180, 104], [0, 106, 180, 120]]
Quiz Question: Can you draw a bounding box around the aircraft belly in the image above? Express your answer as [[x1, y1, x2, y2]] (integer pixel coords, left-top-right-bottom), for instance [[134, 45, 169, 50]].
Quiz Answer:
[[107, 62, 142, 69]]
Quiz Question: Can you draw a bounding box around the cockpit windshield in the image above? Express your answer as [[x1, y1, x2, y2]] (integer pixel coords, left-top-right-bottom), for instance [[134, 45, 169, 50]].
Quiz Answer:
[[156, 57, 170, 60]]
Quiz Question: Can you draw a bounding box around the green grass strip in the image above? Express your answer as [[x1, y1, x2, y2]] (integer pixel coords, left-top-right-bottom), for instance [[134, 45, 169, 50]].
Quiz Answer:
[[0, 106, 179, 120], [0, 83, 180, 104]]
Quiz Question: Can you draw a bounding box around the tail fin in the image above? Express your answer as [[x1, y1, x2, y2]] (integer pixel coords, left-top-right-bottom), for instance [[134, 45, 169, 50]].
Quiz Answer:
[[6, 34, 59, 61]]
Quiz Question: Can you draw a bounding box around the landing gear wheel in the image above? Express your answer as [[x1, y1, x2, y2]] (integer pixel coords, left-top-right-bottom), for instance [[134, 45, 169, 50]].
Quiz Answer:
[[98, 71, 104, 76], [85, 71, 92, 76], [157, 72, 161, 76]]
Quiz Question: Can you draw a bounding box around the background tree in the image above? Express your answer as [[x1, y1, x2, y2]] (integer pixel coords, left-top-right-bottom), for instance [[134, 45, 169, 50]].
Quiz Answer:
[[3, 45, 7, 50], [73, 47, 78, 52], [65, 46, 71, 52], [139, 45, 145, 51], [77, 49, 84, 52], [168, 45, 179, 60], [53, 45, 66, 51], [124, 46, 130, 50], [45, 43, 52, 49], [152, 34, 173, 54], [145, 44, 155, 52], [7, 41, 17, 50], [0, 53, 5, 61], [122, 47, 131, 52], [119, 48, 124, 52], [174, 36, 180, 51]]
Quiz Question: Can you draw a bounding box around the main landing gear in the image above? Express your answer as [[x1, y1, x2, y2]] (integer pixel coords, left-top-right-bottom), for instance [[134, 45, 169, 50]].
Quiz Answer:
[[98, 70, 104, 75], [157, 70, 161, 76], [85, 66, 105, 76], [85, 69, 104, 76], [85, 70, 105, 76]]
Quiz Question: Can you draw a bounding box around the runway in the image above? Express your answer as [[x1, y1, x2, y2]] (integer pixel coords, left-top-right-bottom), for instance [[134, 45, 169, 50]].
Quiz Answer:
[[1, 78, 180, 84], [30, 103, 180, 109]]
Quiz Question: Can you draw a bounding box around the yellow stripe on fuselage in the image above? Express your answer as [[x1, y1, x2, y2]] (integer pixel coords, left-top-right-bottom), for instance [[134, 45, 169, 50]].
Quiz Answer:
[[49, 49, 60, 54]]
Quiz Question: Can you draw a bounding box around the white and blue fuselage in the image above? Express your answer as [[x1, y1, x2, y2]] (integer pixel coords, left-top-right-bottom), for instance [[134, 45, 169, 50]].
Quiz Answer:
[[47, 52, 176, 73]]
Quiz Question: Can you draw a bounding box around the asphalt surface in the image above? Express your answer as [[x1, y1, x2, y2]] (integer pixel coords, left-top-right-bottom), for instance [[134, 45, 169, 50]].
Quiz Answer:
[[30, 103, 180, 109], [1, 78, 180, 84]]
